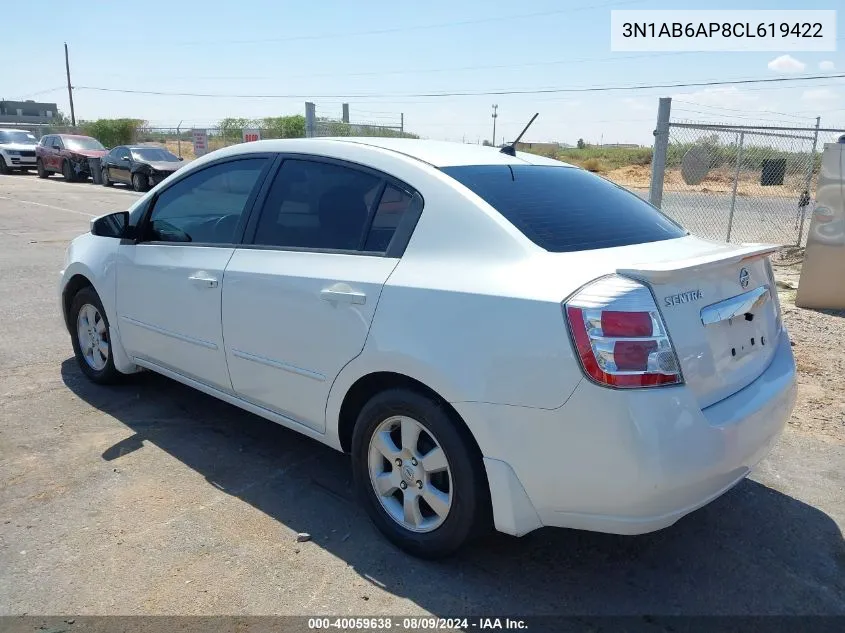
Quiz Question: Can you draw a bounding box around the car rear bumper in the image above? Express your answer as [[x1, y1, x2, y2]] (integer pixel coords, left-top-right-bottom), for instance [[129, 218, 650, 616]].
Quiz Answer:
[[454, 330, 797, 537]]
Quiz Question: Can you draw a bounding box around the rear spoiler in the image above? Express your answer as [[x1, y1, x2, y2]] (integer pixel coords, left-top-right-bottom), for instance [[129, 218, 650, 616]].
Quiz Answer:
[[617, 243, 779, 283]]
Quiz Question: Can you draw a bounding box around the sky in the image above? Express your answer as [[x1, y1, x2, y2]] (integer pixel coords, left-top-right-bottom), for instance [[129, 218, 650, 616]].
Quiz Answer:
[[1, 0, 843, 146]]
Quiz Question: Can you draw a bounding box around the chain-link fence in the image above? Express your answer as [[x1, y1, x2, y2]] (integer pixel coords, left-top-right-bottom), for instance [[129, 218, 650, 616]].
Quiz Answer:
[[649, 98, 845, 248], [306, 102, 414, 139]]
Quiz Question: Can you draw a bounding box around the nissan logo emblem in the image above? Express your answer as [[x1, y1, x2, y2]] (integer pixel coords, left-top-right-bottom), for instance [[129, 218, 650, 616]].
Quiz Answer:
[[739, 268, 749, 289]]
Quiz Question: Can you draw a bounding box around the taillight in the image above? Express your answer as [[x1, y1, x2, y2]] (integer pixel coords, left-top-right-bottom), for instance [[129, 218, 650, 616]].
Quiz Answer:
[[564, 275, 682, 388], [763, 256, 783, 333]]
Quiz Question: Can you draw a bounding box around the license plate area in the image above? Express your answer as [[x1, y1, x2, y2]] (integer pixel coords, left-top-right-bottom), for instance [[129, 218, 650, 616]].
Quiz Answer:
[[715, 313, 769, 361]]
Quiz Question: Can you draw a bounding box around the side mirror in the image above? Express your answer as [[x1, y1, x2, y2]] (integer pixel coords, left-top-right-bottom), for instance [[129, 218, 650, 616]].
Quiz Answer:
[[91, 211, 131, 238], [179, 157, 184, 161]]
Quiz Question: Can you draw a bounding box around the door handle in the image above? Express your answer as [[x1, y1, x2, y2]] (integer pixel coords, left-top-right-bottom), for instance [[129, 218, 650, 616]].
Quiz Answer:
[[320, 286, 366, 305], [188, 274, 219, 289]]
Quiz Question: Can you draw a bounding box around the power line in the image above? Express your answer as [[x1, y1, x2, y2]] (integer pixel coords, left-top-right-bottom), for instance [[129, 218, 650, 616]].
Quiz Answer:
[[13, 86, 65, 99], [74, 73, 845, 100], [174, 0, 643, 46]]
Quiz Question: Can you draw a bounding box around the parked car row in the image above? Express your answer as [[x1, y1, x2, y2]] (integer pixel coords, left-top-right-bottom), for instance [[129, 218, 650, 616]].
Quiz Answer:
[[0, 128, 185, 191]]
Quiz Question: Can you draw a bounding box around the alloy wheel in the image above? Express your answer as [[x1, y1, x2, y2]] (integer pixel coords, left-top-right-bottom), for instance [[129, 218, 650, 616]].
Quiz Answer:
[[367, 415, 453, 533], [76, 303, 109, 371]]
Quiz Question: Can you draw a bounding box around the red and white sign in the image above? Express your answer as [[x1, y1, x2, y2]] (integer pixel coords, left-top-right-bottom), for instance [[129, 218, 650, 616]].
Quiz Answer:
[[191, 129, 208, 157], [242, 128, 261, 143]]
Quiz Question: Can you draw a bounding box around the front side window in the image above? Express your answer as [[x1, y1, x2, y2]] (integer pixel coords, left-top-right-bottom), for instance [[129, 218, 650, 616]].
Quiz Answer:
[[442, 165, 687, 253], [252, 159, 382, 251], [143, 158, 268, 244]]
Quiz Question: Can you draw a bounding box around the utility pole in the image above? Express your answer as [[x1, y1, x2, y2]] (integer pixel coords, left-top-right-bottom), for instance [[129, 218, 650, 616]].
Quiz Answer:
[[491, 104, 498, 146], [64, 42, 76, 126]]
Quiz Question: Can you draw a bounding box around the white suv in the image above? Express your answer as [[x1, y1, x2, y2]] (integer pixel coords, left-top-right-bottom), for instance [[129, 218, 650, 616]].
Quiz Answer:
[[0, 128, 38, 173], [59, 138, 797, 558]]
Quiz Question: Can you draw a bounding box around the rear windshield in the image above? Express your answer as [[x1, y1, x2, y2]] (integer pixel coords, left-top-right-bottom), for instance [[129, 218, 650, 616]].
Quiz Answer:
[[442, 165, 686, 252]]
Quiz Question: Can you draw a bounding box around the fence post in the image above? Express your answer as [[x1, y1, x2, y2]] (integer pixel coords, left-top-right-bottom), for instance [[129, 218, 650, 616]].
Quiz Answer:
[[305, 102, 316, 138], [796, 116, 821, 246], [726, 131, 745, 243], [400, 113, 404, 135], [341, 103, 349, 124], [648, 97, 671, 208]]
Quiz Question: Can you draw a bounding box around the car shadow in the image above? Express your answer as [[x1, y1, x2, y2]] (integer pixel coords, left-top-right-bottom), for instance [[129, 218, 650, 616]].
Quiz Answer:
[[60, 359, 845, 616]]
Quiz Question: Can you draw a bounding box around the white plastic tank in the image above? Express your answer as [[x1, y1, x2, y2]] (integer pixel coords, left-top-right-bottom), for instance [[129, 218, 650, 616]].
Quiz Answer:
[[796, 140, 845, 309]]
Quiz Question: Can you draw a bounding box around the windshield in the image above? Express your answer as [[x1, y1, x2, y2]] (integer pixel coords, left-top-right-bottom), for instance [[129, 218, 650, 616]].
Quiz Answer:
[[131, 148, 179, 162], [442, 164, 687, 253], [0, 131, 38, 145], [64, 137, 106, 151]]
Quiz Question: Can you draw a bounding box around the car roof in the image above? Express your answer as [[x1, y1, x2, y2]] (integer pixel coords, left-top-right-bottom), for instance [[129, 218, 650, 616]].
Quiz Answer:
[[215, 137, 573, 168], [0, 128, 34, 133], [57, 134, 96, 139]]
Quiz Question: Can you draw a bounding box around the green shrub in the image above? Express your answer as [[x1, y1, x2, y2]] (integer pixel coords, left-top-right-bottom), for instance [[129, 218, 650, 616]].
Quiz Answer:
[[81, 119, 145, 148]]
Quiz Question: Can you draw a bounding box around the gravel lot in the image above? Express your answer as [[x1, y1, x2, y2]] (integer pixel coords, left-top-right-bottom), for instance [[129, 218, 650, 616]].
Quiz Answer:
[[0, 173, 843, 616]]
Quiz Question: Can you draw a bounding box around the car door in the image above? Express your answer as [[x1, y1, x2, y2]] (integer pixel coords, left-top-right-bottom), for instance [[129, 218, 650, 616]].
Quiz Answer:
[[221, 157, 422, 432], [113, 147, 131, 183], [50, 136, 64, 170], [115, 155, 274, 391]]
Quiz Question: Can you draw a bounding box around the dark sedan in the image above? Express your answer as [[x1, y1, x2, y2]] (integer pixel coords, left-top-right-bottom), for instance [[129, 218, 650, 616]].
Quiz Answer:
[[101, 145, 184, 191]]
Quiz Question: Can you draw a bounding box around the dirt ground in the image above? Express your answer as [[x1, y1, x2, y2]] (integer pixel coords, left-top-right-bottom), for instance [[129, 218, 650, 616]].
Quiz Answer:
[[603, 164, 804, 197], [773, 257, 845, 442]]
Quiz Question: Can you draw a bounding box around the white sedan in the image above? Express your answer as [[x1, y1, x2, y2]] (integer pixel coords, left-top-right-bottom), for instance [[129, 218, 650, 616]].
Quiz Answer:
[[59, 138, 797, 558]]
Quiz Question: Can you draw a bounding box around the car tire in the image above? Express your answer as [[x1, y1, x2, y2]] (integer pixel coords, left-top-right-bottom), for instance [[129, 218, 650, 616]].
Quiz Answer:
[[36, 159, 49, 178], [132, 172, 148, 192], [351, 387, 491, 559], [62, 160, 75, 182], [0, 156, 8, 175], [69, 286, 122, 385], [102, 168, 113, 187]]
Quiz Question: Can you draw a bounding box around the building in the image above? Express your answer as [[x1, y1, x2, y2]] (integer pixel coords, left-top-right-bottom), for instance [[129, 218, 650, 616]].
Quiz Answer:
[[0, 100, 59, 124]]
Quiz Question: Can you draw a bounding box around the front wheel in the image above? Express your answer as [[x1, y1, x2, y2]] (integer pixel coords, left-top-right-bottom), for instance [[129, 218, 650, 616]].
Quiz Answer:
[[62, 160, 75, 182], [351, 388, 490, 559], [132, 172, 148, 192], [0, 156, 8, 175], [69, 286, 121, 384], [102, 167, 113, 187], [36, 159, 49, 178]]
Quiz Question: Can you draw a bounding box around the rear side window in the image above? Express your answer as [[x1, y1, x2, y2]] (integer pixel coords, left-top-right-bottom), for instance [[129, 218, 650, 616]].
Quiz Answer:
[[442, 165, 686, 252], [252, 159, 383, 252]]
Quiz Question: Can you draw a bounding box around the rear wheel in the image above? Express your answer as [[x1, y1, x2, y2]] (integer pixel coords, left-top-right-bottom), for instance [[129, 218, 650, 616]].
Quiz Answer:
[[102, 167, 113, 187], [62, 160, 75, 182], [132, 172, 148, 192], [69, 286, 121, 384], [351, 388, 490, 559], [36, 159, 49, 178], [0, 156, 8, 175]]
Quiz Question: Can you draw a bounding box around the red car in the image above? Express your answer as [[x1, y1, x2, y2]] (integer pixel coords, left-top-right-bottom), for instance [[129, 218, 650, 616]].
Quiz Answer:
[[36, 134, 107, 182]]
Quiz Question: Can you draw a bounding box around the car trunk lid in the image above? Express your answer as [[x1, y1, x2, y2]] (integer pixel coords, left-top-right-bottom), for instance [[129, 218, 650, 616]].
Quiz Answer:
[[618, 242, 781, 408]]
